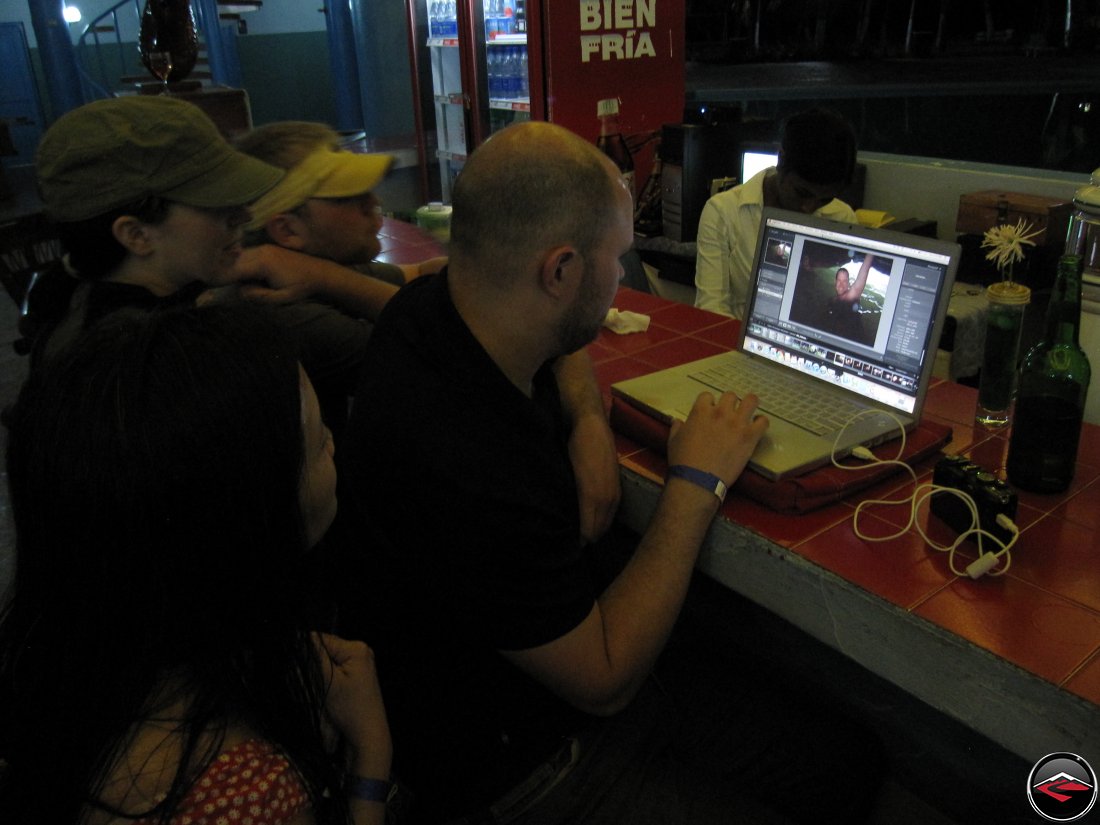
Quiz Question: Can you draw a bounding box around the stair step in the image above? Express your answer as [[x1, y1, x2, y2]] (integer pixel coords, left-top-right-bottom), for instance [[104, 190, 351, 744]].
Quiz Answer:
[[119, 69, 213, 84]]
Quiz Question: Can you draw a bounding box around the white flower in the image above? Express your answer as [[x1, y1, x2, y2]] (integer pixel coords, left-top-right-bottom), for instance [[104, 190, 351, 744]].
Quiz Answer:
[[980, 219, 1042, 278]]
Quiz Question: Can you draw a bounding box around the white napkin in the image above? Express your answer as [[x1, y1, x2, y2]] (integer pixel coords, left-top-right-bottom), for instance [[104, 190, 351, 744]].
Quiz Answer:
[[602, 308, 650, 334]]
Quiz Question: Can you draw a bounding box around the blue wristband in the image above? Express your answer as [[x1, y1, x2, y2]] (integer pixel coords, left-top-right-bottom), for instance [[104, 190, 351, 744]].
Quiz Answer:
[[347, 775, 393, 803], [667, 464, 728, 502]]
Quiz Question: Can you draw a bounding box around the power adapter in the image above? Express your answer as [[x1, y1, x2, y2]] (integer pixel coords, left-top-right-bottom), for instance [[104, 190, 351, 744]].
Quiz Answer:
[[930, 455, 1018, 545]]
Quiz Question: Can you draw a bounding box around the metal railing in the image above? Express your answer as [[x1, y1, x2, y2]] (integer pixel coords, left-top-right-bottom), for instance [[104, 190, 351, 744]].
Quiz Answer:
[[73, 0, 242, 99], [74, 0, 144, 99]]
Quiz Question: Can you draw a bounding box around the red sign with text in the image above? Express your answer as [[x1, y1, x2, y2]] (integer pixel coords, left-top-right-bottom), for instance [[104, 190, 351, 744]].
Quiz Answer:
[[542, 0, 685, 178]]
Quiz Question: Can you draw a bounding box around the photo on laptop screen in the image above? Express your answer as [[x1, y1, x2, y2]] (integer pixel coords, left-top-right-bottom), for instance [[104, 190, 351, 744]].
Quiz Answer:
[[742, 209, 955, 418]]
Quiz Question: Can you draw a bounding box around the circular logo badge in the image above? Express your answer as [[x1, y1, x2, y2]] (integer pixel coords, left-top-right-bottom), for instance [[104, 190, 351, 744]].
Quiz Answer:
[[1027, 752, 1098, 822]]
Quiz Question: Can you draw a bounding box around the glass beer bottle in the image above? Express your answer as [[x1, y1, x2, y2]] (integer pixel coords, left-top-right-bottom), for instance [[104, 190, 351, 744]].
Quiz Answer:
[[596, 98, 635, 203], [1006, 254, 1092, 492]]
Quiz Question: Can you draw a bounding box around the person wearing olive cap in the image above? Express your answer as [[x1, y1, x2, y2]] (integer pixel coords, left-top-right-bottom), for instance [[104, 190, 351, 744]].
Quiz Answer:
[[30, 96, 399, 433], [236, 121, 446, 283]]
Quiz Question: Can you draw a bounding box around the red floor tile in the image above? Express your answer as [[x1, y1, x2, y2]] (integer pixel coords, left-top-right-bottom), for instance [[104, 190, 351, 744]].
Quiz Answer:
[[914, 577, 1100, 686], [1078, 424, 1100, 468], [794, 516, 956, 609], [1063, 649, 1100, 704], [923, 414, 980, 457], [611, 287, 670, 315], [729, 495, 852, 548], [376, 245, 442, 266], [1005, 513, 1100, 614], [621, 448, 668, 484], [593, 355, 660, 390], [613, 431, 646, 460], [594, 323, 680, 356], [631, 336, 726, 370], [648, 301, 730, 333], [690, 318, 741, 348], [959, 430, 1012, 476], [925, 381, 983, 426], [585, 340, 620, 365], [1009, 460, 1100, 515], [1052, 475, 1100, 532]]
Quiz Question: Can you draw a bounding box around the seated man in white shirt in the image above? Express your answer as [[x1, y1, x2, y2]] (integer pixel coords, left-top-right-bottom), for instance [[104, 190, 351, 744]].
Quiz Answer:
[[695, 107, 858, 318]]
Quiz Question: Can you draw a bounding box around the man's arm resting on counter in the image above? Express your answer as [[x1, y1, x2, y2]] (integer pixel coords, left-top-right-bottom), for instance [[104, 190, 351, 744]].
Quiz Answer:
[[229, 244, 399, 321]]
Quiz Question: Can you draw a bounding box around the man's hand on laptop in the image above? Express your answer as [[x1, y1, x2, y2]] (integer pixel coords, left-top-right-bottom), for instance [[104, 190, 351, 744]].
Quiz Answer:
[[669, 391, 769, 491]]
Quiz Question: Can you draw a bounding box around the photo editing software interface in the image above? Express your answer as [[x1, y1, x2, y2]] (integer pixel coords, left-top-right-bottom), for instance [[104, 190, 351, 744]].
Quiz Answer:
[[743, 217, 952, 414]]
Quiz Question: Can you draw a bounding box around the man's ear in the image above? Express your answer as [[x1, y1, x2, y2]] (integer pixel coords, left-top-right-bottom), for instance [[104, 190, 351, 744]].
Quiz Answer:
[[111, 215, 156, 257], [264, 213, 309, 251], [538, 245, 579, 299]]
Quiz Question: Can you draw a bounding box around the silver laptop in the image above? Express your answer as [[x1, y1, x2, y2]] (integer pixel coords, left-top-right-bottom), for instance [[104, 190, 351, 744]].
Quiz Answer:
[[612, 208, 959, 480]]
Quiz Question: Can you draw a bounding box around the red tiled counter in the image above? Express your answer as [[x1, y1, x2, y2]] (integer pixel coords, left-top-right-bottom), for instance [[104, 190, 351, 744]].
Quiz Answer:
[[591, 287, 1100, 762], [376, 217, 447, 266]]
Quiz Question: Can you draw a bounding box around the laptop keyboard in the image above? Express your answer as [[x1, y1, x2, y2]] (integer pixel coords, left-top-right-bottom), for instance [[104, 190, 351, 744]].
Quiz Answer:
[[688, 359, 865, 436]]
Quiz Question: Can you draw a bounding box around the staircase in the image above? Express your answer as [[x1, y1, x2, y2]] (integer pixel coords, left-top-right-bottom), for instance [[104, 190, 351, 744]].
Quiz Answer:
[[74, 0, 262, 99]]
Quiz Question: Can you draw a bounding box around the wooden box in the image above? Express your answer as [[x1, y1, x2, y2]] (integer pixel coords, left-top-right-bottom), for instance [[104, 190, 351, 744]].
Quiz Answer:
[[955, 190, 1072, 247]]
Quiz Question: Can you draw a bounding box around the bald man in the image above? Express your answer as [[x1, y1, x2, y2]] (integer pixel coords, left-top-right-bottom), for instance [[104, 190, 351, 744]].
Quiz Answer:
[[264, 122, 879, 825]]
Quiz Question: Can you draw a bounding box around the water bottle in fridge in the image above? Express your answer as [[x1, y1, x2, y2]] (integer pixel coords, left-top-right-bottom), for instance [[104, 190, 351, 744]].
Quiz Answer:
[[508, 47, 521, 99], [518, 47, 528, 99], [486, 49, 499, 99], [445, 0, 457, 37]]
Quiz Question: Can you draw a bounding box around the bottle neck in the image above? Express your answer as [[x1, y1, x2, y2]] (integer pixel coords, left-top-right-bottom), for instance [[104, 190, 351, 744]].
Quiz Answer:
[[598, 114, 621, 138], [1044, 255, 1084, 347]]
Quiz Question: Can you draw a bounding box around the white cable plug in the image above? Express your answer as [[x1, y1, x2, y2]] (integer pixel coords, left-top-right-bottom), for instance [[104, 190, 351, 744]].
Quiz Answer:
[[966, 552, 1001, 579]]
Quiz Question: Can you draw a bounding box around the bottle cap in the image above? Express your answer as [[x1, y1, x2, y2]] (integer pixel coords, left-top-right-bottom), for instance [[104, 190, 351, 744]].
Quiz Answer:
[[597, 98, 620, 118], [986, 281, 1031, 305], [1073, 179, 1100, 212]]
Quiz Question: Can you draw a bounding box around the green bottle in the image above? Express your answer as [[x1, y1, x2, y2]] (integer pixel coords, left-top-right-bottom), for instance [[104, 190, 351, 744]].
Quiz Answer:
[[1006, 254, 1092, 492]]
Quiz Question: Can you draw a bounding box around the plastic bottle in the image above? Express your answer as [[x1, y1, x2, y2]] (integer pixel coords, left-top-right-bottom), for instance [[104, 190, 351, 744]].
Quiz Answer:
[[503, 46, 514, 100], [444, 0, 456, 37], [1006, 254, 1093, 492], [518, 46, 528, 99], [488, 0, 502, 38], [502, 0, 515, 33], [596, 97, 635, 202], [486, 49, 497, 98], [429, 1, 439, 37]]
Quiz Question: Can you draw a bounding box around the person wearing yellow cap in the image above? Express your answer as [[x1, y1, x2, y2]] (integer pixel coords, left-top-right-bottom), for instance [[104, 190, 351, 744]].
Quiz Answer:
[[29, 97, 399, 435], [236, 121, 446, 283]]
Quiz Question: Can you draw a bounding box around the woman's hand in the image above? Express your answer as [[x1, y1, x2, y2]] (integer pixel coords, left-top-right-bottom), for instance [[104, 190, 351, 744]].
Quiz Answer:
[[314, 633, 392, 780]]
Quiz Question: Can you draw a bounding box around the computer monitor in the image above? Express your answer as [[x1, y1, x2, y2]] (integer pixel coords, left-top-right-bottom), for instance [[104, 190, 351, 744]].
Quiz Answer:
[[740, 142, 779, 184], [738, 141, 866, 209]]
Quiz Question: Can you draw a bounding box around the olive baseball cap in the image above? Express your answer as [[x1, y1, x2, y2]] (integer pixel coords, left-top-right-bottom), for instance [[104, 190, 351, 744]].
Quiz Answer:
[[36, 96, 284, 222]]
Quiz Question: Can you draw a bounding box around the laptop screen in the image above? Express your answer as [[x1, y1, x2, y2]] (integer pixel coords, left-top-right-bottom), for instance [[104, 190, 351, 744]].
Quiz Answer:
[[742, 209, 958, 416]]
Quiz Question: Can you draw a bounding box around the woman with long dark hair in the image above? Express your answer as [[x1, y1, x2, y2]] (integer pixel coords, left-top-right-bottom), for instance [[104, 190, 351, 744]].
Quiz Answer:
[[0, 304, 391, 824]]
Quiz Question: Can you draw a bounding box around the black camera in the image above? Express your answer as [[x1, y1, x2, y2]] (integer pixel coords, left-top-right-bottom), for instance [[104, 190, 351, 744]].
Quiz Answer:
[[930, 455, 1018, 545]]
